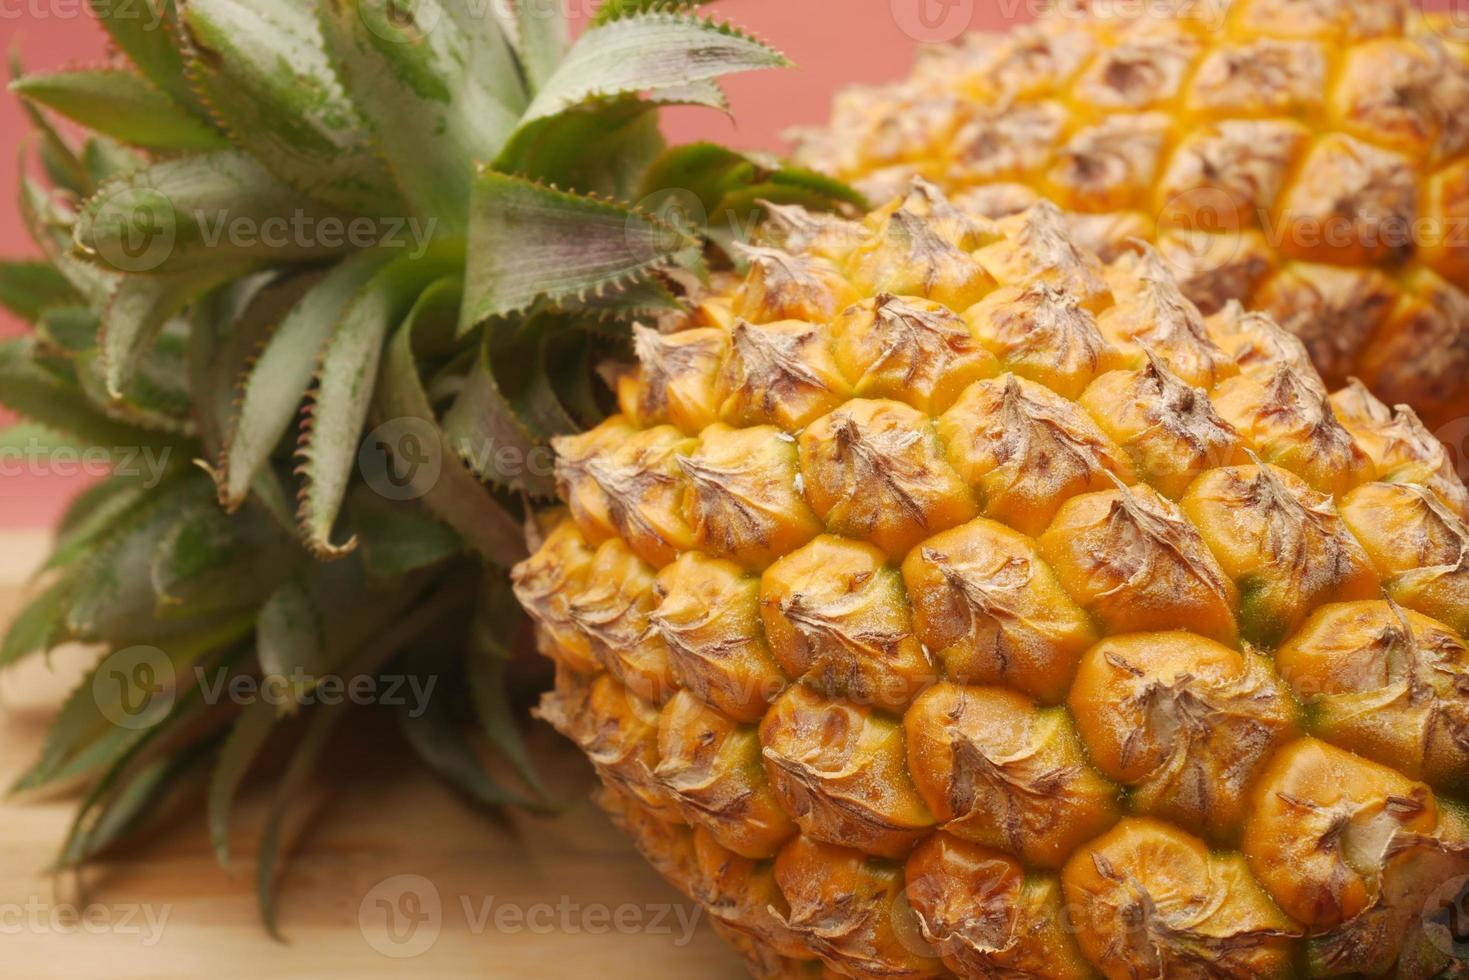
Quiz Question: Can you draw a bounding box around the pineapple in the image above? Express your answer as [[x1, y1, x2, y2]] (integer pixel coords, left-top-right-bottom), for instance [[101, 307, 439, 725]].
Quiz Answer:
[[791, 0, 1469, 430], [515, 179, 1469, 978]]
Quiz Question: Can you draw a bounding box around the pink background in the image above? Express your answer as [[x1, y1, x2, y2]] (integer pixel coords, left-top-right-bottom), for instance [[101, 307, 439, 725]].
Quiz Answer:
[[0, 0, 1030, 528]]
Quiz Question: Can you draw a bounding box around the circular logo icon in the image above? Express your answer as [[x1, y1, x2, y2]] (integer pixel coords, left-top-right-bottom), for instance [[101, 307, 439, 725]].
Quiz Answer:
[[1154, 185, 1246, 285], [93, 646, 175, 731], [888, 887, 940, 961], [359, 417, 442, 502], [1158, 186, 1244, 239], [88, 187, 176, 273], [890, 0, 975, 43], [632, 188, 707, 266], [359, 874, 443, 958], [357, 0, 444, 44], [1422, 873, 1469, 962], [1434, 415, 1469, 483], [1426, 0, 1469, 41]]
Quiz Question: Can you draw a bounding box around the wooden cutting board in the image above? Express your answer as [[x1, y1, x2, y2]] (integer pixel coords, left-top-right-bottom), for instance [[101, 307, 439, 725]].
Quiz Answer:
[[0, 532, 745, 979]]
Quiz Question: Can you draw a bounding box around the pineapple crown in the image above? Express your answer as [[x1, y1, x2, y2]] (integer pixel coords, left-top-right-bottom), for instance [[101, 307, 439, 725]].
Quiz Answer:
[[0, 0, 860, 932]]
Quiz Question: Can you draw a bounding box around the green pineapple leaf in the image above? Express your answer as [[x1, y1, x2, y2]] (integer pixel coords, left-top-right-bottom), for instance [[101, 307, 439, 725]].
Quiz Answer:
[[178, 0, 403, 216], [0, 338, 191, 452], [440, 319, 565, 500], [468, 578, 552, 803], [316, 0, 526, 229], [217, 251, 391, 512], [75, 151, 351, 278], [35, 305, 100, 355], [150, 499, 300, 619], [396, 643, 535, 809], [372, 278, 530, 565], [349, 487, 466, 579], [100, 267, 249, 398], [77, 320, 198, 434], [15, 614, 252, 794], [0, 261, 81, 323], [0, 577, 74, 669], [499, 101, 667, 200], [80, 135, 147, 186], [45, 477, 158, 574], [9, 71, 228, 152], [590, 0, 720, 28], [515, 0, 572, 93], [86, 0, 201, 112], [462, 171, 697, 323], [54, 679, 224, 868], [295, 247, 462, 558], [256, 699, 344, 940], [64, 475, 216, 642], [518, 13, 787, 125], [19, 177, 116, 305], [207, 697, 280, 866], [9, 54, 93, 197], [63, 735, 216, 866]]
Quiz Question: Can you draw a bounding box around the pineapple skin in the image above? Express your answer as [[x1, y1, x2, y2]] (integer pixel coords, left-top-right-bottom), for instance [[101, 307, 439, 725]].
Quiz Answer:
[[512, 182, 1469, 979], [791, 0, 1469, 431]]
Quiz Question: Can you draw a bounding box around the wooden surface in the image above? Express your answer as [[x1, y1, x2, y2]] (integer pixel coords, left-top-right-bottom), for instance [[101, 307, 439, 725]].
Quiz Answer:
[[0, 533, 744, 979]]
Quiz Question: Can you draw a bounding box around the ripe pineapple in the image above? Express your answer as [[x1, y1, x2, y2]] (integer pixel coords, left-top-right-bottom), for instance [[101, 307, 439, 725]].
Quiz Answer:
[[792, 0, 1469, 430], [515, 179, 1469, 978]]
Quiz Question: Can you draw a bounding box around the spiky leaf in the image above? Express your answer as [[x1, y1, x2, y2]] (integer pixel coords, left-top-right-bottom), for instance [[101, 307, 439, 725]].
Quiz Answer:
[[46, 477, 158, 573], [296, 248, 461, 557], [100, 266, 246, 397], [178, 0, 402, 215], [0, 337, 190, 452], [150, 500, 299, 618], [218, 251, 391, 511], [0, 578, 73, 668], [349, 488, 465, 578], [463, 171, 696, 322], [372, 279, 529, 565], [256, 700, 343, 939], [10, 71, 227, 152], [86, 0, 199, 110], [590, 0, 716, 26], [515, 0, 571, 92], [316, 0, 525, 228], [208, 697, 279, 865], [469, 578, 550, 801], [75, 151, 351, 277], [15, 614, 252, 793], [19, 177, 116, 304], [65, 737, 214, 865], [396, 644, 531, 809], [0, 260, 81, 323], [518, 13, 786, 124]]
